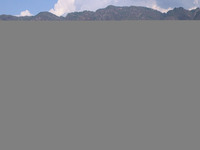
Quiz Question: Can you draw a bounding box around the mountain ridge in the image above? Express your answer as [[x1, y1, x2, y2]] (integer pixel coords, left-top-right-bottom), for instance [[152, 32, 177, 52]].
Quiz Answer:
[[1, 5, 200, 20]]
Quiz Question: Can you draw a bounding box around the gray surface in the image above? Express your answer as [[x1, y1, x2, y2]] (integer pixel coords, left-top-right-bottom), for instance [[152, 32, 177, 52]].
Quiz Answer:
[[0, 21, 199, 150]]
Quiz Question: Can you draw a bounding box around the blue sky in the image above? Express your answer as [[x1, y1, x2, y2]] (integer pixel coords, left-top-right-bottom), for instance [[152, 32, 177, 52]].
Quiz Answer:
[[0, 0, 57, 15], [0, 0, 200, 16]]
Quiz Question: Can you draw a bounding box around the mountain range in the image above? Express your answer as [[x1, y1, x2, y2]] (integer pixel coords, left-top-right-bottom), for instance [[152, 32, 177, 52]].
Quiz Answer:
[[1, 5, 200, 21]]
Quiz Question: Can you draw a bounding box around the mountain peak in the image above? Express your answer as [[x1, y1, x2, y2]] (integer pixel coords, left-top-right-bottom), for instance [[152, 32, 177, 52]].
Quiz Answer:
[[105, 5, 116, 9], [34, 12, 61, 21]]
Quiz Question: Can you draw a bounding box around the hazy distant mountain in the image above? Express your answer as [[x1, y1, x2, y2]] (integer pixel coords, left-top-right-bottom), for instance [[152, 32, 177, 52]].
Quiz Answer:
[[32, 12, 63, 21], [66, 5, 164, 20], [1, 5, 200, 21], [164, 7, 193, 20], [191, 8, 200, 20], [0, 15, 19, 21]]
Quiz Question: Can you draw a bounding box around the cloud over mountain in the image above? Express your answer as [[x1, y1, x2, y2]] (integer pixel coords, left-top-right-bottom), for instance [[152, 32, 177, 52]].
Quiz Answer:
[[49, 0, 200, 16], [17, 10, 33, 17], [49, 0, 76, 16]]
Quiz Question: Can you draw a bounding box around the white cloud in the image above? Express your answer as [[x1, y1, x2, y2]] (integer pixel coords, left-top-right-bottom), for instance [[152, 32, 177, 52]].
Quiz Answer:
[[17, 10, 33, 17], [189, 6, 198, 10], [150, 1, 173, 13], [152, 5, 172, 13], [49, 0, 76, 16]]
